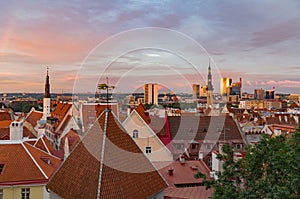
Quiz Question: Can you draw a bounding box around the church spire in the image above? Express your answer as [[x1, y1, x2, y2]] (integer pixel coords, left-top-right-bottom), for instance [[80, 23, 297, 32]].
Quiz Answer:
[[43, 67, 51, 119], [207, 58, 213, 91], [44, 67, 50, 98]]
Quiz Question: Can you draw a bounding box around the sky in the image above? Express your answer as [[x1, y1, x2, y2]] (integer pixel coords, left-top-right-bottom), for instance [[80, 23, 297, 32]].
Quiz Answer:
[[0, 0, 300, 94]]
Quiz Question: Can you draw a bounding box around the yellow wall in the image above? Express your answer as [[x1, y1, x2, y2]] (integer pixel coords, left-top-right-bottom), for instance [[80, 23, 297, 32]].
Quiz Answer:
[[2, 185, 48, 199], [123, 111, 173, 162]]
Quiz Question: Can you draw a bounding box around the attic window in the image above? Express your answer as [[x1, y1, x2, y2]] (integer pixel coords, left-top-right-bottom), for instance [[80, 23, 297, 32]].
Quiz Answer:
[[145, 146, 152, 154], [133, 129, 138, 138], [0, 164, 4, 174], [40, 156, 51, 164]]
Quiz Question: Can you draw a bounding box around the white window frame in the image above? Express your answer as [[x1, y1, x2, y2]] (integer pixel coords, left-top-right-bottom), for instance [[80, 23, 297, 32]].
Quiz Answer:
[[21, 188, 30, 199], [207, 157, 212, 167], [133, 129, 138, 138], [145, 146, 152, 154]]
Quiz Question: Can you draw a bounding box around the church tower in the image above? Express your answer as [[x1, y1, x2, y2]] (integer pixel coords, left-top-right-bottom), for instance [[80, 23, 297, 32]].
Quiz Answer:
[[43, 67, 51, 119], [206, 59, 214, 108]]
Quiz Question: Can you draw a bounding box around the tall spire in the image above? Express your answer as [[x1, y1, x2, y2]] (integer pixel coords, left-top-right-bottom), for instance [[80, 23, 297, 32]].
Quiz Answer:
[[207, 58, 213, 91], [44, 66, 50, 98]]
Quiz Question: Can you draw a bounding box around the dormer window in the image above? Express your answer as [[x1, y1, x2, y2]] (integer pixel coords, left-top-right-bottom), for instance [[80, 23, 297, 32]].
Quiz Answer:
[[133, 129, 138, 138], [146, 146, 152, 154]]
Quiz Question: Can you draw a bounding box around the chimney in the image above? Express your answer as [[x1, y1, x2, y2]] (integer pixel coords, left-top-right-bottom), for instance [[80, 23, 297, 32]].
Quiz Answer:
[[168, 168, 174, 176], [10, 121, 23, 140], [179, 154, 185, 164]]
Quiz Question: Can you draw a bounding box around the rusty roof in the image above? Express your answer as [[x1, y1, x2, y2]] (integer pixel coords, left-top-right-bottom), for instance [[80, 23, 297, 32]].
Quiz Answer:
[[47, 109, 167, 198]]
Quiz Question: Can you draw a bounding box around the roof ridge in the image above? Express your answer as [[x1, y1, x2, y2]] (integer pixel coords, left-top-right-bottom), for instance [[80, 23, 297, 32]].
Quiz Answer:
[[24, 141, 61, 161], [41, 136, 51, 154], [97, 110, 109, 199], [21, 142, 48, 179]]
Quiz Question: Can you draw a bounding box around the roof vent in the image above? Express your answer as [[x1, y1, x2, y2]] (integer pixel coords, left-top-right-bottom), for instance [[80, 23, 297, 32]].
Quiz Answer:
[[41, 156, 51, 164]]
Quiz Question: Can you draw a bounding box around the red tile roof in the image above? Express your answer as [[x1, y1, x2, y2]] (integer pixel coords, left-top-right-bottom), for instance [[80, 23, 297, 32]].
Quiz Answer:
[[51, 103, 72, 124], [0, 142, 61, 186], [155, 160, 210, 186], [134, 103, 150, 124], [0, 112, 12, 121], [34, 135, 54, 154], [0, 120, 12, 129], [81, 104, 118, 133], [168, 115, 244, 142], [0, 125, 36, 140], [25, 110, 43, 127], [155, 160, 213, 199], [59, 129, 81, 152], [165, 186, 213, 199], [47, 109, 167, 198]]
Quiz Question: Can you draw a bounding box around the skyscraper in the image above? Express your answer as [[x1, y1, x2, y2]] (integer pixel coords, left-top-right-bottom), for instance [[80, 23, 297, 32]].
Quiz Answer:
[[144, 83, 158, 105], [192, 84, 200, 99], [220, 78, 232, 96], [43, 67, 51, 119]]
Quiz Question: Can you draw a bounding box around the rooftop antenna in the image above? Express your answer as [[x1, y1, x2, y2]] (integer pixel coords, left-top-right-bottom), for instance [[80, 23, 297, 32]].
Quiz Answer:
[[98, 77, 115, 109]]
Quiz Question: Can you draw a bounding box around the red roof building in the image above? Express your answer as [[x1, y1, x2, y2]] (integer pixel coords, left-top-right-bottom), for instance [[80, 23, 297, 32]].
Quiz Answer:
[[47, 109, 167, 198], [0, 140, 61, 198], [155, 160, 213, 199]]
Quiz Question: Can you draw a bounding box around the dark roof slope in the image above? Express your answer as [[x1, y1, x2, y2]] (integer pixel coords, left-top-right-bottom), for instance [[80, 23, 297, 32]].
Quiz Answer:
[[168, 115, 243, 142]]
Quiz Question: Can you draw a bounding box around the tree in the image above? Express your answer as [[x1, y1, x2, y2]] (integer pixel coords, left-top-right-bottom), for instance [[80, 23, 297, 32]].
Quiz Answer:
[[196, 131, 300, 199]]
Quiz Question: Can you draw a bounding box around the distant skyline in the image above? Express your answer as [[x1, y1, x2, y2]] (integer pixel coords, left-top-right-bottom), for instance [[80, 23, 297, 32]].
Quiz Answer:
[[0, 1, 300, 94]]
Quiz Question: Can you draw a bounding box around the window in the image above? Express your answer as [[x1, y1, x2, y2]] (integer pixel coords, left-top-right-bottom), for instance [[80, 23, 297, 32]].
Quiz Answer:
[[0, 189, 3, 199], [174, 143, 183, 150], [133, 129, 138, 138], [145, 146, 152, 154], [206, 144, 212, 150], [236, 144, 242, 149], [0, 164, 4, 174], [21, 188, 30, 199], [207, 157, 212, 167], [191, 144, 197, 150]]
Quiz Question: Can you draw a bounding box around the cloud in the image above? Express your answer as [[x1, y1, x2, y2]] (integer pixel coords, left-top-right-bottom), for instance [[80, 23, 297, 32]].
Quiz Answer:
[[249, 18, 300, 48]]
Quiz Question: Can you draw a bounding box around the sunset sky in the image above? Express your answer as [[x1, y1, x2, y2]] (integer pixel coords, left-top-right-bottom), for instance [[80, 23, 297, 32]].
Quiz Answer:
[[0, 0, 300, 94]]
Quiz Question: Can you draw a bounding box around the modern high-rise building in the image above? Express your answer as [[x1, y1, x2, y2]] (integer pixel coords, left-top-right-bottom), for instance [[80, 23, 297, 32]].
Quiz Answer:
[[254, 89, 265, 100], [200, 85, 207, 97], [265, 87, 276, 99], [192, 84, 200, 99], [220, 78, 232, 96], [144, 83, 158, 105]]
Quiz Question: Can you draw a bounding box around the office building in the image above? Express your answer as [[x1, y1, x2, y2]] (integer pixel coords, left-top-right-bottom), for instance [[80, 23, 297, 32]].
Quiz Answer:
[[220, 78, 232, 96], [144, 83, 158, 105]]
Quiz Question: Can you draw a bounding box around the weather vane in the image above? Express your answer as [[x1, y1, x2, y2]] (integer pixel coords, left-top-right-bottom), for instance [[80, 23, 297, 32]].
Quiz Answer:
[[98, 77, 115, 107]]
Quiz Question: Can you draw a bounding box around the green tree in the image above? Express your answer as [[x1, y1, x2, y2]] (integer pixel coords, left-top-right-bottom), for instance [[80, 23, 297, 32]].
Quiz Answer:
[[196, 131, 300, 199]]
